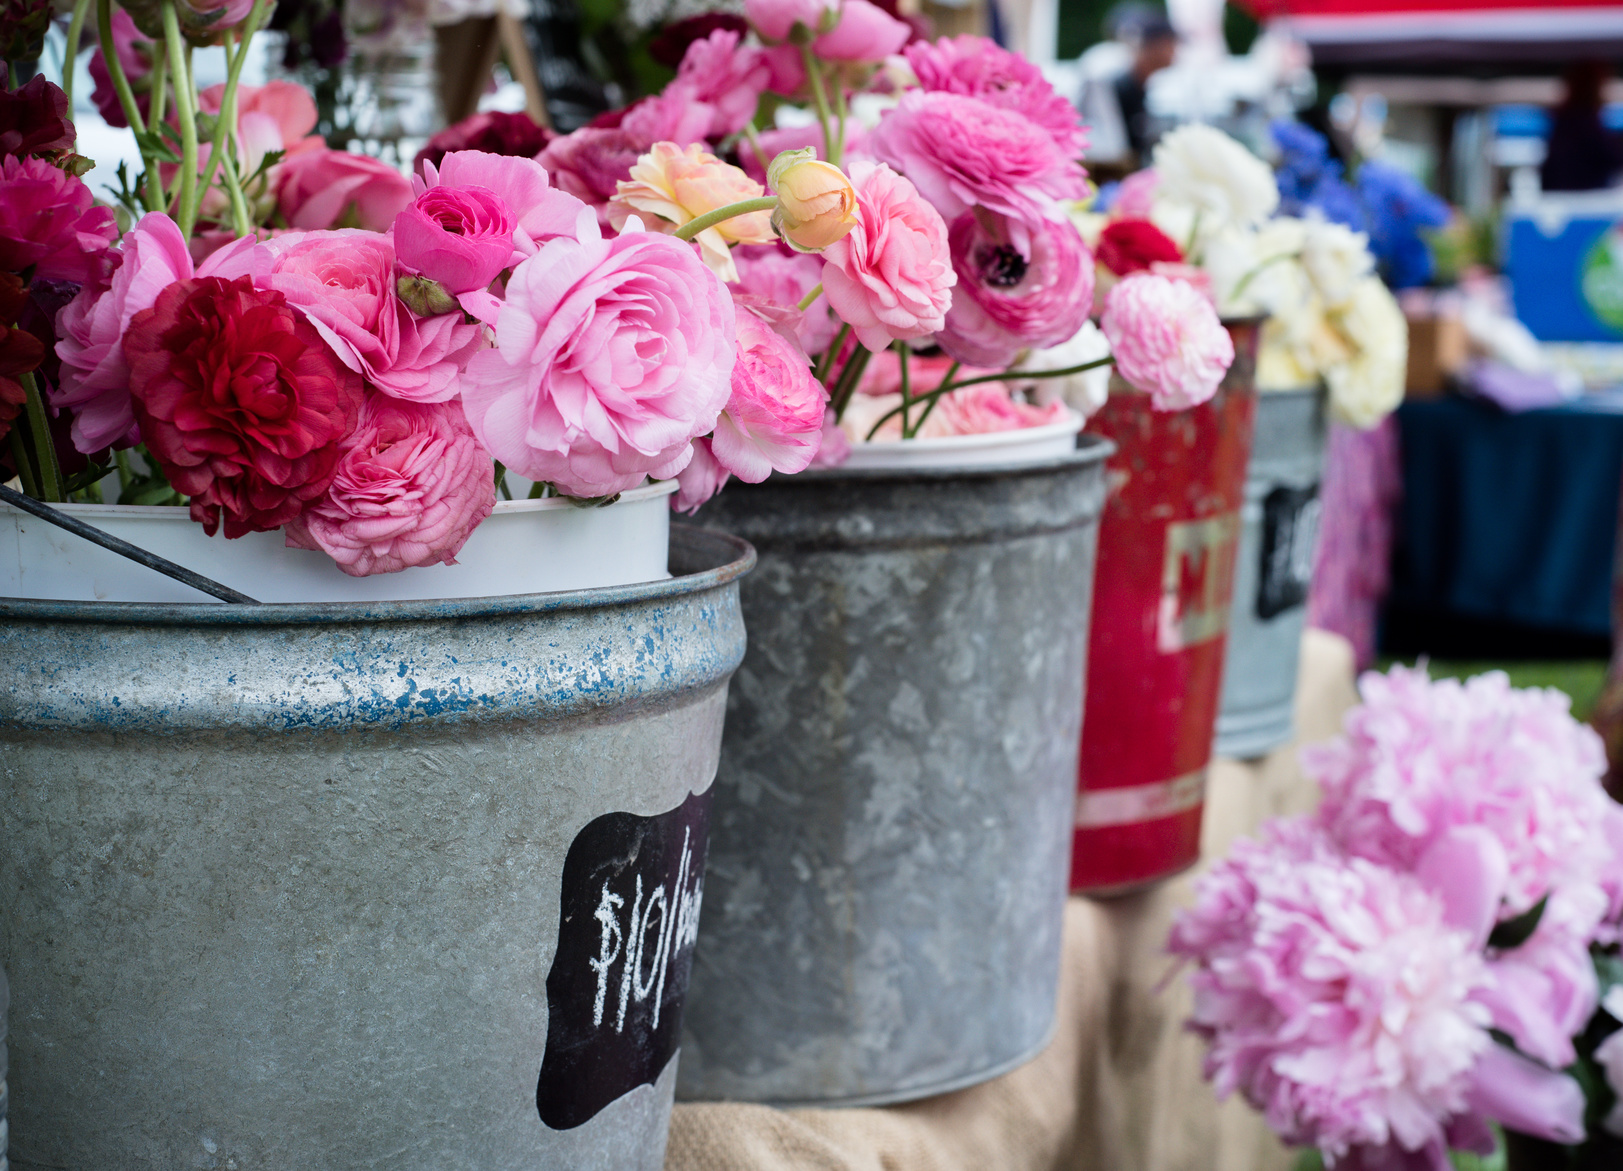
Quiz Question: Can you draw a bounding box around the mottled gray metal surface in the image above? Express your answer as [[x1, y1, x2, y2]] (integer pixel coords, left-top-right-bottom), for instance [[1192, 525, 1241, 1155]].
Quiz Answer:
[[1, 963, 8, 1171], [679, 441, 1111, 1106], [0, 527, 751, 1171], [1215, 388, 1327, 759]]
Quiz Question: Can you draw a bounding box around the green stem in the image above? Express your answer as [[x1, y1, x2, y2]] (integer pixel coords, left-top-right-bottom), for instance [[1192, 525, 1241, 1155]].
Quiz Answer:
[[828, 343, 872, 421], [897, 342, 911, 438], [7, 428, 40, 499], [161, 0, 200, 234], [196, 0, 270, 233], [63, 0, 92, 111], [146, 46, 167, 131], [672, 195, 779, 242], [815, 321, 849, 386], [114, 448, 134, 496], [863, 357, 1114, 441], [1227, 250, 1293, 304], [21, 373, 63, 503], [797, 282, 823, 312], [911, 359, 959, 433], [799, 44, 834, 162], [831, 66, 847, 167], [743, 121, 772, 174], [97, 0, 157, 209]]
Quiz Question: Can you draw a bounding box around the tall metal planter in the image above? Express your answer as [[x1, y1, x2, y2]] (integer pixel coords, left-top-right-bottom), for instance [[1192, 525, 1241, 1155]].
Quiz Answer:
[[0, 527, 751, 1171], [1214, 386, 1328, 759], [678, 442, 1112, 1106]]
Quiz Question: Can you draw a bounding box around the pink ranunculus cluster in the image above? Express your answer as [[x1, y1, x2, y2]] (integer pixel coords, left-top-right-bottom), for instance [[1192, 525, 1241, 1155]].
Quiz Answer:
[[1172, 666, 1623, 1169], [1100, 272, 1233, 410]]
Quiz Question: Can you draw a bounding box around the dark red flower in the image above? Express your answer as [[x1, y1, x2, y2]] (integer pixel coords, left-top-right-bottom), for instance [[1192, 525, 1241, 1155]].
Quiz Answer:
[[1096, 218, 1184, 277], [124, 276, 364, 538], [413, 111, 555, 175], [0, 73, 75, 160], [647, 13, 749, 68], [0, 0, 51, 65], [0, 271, 37, 446]]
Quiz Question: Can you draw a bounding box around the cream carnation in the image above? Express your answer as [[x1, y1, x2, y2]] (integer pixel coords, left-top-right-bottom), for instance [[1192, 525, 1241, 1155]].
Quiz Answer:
[[1300, 215, 1375, 310], [1323, 276, 1406, 428]]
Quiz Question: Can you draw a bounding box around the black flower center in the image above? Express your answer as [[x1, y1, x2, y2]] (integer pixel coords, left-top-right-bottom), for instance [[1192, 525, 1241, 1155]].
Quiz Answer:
[[977, 244, 1028, 288]]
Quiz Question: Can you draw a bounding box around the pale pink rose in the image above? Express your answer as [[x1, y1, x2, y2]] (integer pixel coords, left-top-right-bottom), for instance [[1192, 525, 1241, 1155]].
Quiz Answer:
[[732, 242, 837, 355], [672, 436, 730, 513], [746, 0, 836, 43], [1148, 260, 1214, 302], [820, 160, 955, 352], [870, 90, 1087, 229], [1115, 167, 1158, 217], [52, 213, 270, 453], [937, 211, 1093, 368], [676, 29, 771, 138], [459, 211, 736, 498], [711, 302, 826, 481], [393, 185, 516, 294], [813, 0, 911, 62], [264, 230, 485, 403], [285, 395, 495, 576], [1100, 272, 1233, 410], [610, 142, 773, 282], [277, 147, 414, 232], [903, 35, 1087, 157]]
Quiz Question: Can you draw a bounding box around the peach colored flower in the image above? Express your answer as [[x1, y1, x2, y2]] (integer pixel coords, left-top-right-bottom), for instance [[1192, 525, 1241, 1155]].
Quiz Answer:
[[766, 148, 857, 253], [610, 142, 773, 282]]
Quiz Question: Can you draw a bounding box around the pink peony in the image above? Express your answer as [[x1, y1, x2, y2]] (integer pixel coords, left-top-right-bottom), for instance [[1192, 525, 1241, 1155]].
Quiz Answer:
[[264, 230, 485, 403], [1169, 817, 1493, 1165], [672, 435, 729, 513], [285, 395, 495, 576], [812, 0, 911, 62], [870, 90, 1087, 230], [1099, 272, 1233, 410], [459, 210, 735, 498], [745, 0, 836, 43], [820, 160, 955, 353], [903, 35, 1087, 156], [732, 242, 837, 355], [276, 146, 414, 232], [0, 155, 116, 282], [674, 29, 771, 139], [393, 185, 516, 294], [937, 211, 1093, 369], [711, 302, 826, 482], [52, 213, 269, 452]]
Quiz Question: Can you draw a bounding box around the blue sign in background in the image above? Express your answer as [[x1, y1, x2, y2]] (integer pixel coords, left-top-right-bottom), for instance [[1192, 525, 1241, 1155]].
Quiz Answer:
[[1507, 210, 1623, 342]]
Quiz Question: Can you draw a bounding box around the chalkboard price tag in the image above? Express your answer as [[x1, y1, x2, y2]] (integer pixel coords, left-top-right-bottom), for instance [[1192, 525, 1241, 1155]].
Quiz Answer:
[[1255, 484, 1321, 621], [536, 789, 710, 1130]]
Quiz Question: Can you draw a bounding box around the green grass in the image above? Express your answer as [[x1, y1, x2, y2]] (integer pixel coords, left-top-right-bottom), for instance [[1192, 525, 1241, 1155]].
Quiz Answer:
[[1376, 658, 1610, 723]]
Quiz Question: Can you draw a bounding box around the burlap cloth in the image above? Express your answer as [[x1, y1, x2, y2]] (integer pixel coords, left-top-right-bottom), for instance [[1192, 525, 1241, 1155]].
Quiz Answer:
[[666, 630, 1360, 1171]]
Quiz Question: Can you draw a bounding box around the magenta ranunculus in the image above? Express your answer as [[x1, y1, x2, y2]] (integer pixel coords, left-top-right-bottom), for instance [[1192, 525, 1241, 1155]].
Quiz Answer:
[[820, 160, 955, 353], [732, 241, 836, 355], [276, 146, 414, 232], [1100, 272, 1232, 410], [393, 185, 516, 294], [285, 395, 495, 576], [459, 210, 735, 498], [264, 230, 485, 403], [745, 0, 836, 43], [675, 29, 770, 139], [871, 89, 1087, 229], [903, 35, 1087, 157], [812, 0, 910, 62], [937, 211, 1093, 369], [0, 155, 116, 282], [711, 301, 826, 482], [672, 434, 729, 513]]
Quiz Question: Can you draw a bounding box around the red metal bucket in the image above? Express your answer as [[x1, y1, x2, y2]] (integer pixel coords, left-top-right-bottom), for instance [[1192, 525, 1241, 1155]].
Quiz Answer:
[[1069, 321, 1261, 894]]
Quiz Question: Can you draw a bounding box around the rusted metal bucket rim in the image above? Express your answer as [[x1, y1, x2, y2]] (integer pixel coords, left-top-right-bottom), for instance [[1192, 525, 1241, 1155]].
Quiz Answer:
[[0, 524, 755, 627], [766, 435, 1116, 486]]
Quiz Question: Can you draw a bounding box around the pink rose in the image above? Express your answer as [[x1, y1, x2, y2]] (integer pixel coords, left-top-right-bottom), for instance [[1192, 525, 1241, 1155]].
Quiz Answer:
[[393, 186, 516, 294], [459, 211, 736, 498], [675, 29, 771, 139], [870, 90, 1087, 229], [820, 160, 955, 353], [0, 155, 116, 282], [264, 230, 485, 403], [285, 395, 496, 576], [276, 146, 414, 232], [903, 35, 1087, 156], [673, 435, 729, 513], [733, 242, 837, 355], [1100, 272, 1233, 411], [52, 213, 269, 452], [937, 211, 1093, 368], [711, 302, 826, 482], [813, 0, 910, 62], [745, 0, 836, 43]]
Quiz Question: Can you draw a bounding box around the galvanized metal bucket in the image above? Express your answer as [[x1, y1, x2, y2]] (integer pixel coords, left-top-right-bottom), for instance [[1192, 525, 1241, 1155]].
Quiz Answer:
[[0, 526, 751, 1171], [1214, 386, 1327, 759], [678, 442, 1111, 1106]]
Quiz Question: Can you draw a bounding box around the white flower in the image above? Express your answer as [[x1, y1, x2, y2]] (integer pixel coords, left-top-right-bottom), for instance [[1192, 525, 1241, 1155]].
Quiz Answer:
[[1323, 276, 1407, 428], [1151, 124, 1279, 246], [1300, 215, 1374, 310], [1009, 320, 1113, 419]]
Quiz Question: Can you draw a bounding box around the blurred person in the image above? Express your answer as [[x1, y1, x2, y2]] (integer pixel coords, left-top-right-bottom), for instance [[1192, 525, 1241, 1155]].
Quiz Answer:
[[1542, 59, 1623, 192], [1112, 13, 1178, 160]]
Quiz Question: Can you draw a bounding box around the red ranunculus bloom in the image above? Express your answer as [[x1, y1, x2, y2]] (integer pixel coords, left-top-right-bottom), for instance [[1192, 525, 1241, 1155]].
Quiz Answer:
[[1096, 217, 1184, 277], [124, 276, 364, 538], [413, 111, 555, 176]]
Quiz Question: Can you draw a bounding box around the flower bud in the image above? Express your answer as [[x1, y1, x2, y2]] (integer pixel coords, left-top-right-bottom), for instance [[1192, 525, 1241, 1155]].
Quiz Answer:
[[397, 274, 459, 318], [766, 148, 857, 253]]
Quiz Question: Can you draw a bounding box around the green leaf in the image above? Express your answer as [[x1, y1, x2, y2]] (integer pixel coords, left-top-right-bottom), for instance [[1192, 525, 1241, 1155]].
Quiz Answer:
[[62, 462, 112, 495], [562, 492, 622, 509], [1489, 894, 1549, 952], [195, 112, 219, 142], [133, 130, 182, 165]]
